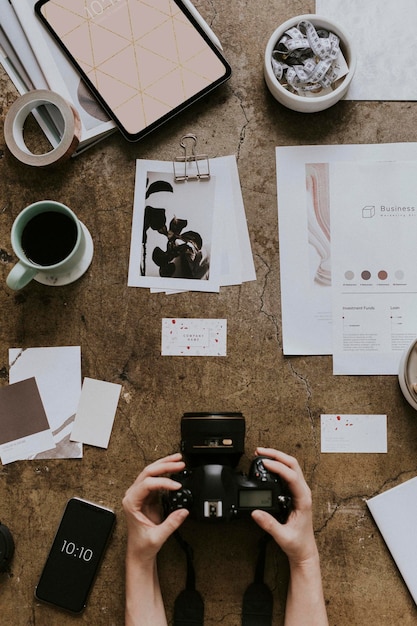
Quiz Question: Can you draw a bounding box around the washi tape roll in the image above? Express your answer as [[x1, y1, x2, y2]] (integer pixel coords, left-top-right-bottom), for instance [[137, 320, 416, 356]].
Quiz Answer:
[[3, 89, 81, 167]]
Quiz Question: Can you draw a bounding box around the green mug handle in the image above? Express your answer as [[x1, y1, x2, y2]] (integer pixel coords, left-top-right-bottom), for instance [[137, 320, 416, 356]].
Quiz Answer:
[[6, 261, 37, 290]]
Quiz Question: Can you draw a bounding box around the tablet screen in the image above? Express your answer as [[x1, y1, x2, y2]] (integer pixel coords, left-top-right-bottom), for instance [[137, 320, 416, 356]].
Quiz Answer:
[[35, 0, 231, 141]]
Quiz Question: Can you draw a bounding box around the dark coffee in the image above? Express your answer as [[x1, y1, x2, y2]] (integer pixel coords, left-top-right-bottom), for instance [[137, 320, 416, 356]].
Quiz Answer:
[[21, 211, 78, 266]]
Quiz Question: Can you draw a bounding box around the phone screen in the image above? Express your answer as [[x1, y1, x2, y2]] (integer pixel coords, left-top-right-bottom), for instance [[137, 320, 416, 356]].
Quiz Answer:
[[35, 0, 231, 141], [35, 498, 115, 613]]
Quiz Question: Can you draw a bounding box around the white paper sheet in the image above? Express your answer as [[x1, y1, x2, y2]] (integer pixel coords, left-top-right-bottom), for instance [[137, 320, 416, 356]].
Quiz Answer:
[[367, 476, 417, 605], [316, 0, 417, 101], [330, 160, 417, 374], [276, 143, 417, 356], [9, 346, 82, 458]]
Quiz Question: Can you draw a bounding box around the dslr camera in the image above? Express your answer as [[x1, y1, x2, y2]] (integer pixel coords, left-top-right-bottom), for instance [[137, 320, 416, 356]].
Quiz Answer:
[[164, 412, 292, 523]]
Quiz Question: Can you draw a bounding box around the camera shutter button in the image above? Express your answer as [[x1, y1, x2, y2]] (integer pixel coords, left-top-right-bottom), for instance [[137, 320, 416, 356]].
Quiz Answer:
[[254, 458, 269, 481]]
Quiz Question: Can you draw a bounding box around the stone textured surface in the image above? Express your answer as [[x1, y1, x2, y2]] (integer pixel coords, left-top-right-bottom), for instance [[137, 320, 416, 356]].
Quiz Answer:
[[1, 1, 417, 624]]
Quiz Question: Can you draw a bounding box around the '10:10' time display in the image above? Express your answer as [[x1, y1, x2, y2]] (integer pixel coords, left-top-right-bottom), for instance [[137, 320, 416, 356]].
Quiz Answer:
[[85, 0, 122, 19], [61, 539, 93, 562]]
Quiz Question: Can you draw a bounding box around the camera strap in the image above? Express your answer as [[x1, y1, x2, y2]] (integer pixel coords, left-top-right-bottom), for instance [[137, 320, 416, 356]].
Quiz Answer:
[[241, 533, 273, 626], [173, 532, 273, 626], [173, 532, 204, 626]]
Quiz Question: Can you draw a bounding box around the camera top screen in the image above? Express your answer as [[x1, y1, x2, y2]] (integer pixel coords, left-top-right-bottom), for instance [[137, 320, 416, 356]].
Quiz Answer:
[[239, 490, 273, 508]]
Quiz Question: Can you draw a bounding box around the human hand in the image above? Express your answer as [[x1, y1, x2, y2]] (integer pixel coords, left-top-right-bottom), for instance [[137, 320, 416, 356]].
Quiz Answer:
[[122, 453, 189, 565], [251, 448, 318, 567]]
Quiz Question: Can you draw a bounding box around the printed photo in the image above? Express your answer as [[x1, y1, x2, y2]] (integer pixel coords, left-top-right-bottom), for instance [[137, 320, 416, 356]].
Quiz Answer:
[[129, 161, 219, 292], [142, 170, 212, 280]]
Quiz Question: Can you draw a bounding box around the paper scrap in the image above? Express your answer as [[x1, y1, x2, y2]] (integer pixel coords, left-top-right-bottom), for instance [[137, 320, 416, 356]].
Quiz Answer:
[[9, 346, 82, 458], [70, 378, 122, 448], [161, 318, 227, 356], [321, 414, 387, 453]]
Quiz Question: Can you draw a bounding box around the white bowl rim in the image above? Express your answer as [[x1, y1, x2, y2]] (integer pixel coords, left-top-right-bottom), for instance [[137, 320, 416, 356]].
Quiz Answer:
[[264, 13, 357, 104]]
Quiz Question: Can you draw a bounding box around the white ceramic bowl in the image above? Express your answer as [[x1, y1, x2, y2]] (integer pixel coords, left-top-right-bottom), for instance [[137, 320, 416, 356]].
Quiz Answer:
[[398, 338, 417, 410], [264, 14, 356, 113]]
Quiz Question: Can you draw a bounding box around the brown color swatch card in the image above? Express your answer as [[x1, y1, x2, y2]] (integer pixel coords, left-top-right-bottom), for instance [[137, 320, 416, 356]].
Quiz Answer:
[[0, 377, 55, 463]]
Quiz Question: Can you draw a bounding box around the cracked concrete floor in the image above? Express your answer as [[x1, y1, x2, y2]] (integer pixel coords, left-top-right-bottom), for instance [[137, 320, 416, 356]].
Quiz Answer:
[[2, 1, 417, 624]]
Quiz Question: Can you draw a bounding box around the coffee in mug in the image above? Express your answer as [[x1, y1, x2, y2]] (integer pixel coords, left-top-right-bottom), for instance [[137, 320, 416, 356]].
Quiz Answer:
[[6, 201, 94, 290], [21, 211, 78, 266]]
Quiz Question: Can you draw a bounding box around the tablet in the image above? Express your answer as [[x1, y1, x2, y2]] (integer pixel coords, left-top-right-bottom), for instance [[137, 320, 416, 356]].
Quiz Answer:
[[35, 0, 231, 141]]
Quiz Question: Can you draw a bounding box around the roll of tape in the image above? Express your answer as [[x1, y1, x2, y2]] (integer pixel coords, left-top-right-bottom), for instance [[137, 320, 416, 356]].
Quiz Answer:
[[3, 89, 81, 167]]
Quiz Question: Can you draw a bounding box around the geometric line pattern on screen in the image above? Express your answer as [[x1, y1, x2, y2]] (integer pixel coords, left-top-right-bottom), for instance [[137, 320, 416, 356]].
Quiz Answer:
[[42, 0, 225, 132]]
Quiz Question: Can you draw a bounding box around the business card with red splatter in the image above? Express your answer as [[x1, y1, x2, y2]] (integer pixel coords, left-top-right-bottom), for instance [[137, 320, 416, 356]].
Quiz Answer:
[[161, 318, 227, 356], [321, 414, 387, 453]]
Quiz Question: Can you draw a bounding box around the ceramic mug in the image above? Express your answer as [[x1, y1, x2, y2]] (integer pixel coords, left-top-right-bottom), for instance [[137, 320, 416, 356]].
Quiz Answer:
[[6, 200, 94, 290]]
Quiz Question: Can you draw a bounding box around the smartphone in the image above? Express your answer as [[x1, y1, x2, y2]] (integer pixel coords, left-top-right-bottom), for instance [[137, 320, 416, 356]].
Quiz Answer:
[[34, 0, 232, 142], [35, 497, 116, 613]]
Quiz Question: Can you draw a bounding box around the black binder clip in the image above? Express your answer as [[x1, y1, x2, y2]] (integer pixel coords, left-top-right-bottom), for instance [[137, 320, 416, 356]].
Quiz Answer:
[[173, 134, 210, 182]]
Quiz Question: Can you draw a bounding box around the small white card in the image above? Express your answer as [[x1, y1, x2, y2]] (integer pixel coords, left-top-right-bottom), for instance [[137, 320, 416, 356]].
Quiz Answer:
[[161, 318, 227, 356], [70, 378, 122, 449], [321, 414, 387, 453]]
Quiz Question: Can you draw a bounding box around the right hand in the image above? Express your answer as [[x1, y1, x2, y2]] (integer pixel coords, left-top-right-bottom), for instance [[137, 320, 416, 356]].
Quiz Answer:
[[251, 448, 318, 566]]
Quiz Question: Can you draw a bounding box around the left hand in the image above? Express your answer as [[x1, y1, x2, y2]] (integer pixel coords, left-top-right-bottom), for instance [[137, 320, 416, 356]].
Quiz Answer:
[[122, 453, 189, 564]]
